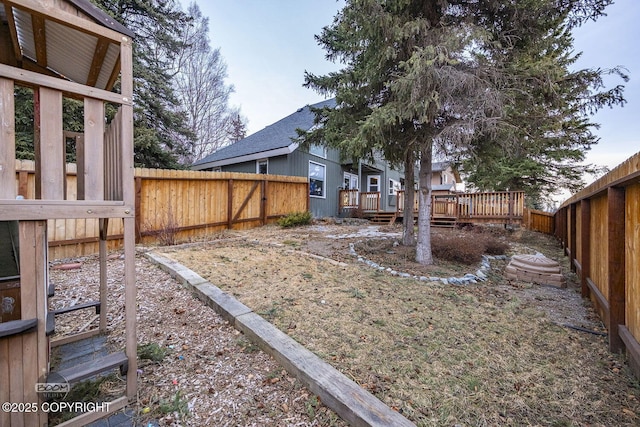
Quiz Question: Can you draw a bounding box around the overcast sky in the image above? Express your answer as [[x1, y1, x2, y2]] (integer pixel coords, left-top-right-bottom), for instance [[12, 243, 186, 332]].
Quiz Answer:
[[184, 0, 639, 173]]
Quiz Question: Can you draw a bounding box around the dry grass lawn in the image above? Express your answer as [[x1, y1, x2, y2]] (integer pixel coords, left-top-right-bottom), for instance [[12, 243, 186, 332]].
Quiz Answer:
[[159, 223, 640, 426]]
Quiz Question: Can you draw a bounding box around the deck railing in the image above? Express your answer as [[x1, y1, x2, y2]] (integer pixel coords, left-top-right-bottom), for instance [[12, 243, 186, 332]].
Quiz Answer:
[[339, 190, 381, 212], [396, 190, 525, 221]]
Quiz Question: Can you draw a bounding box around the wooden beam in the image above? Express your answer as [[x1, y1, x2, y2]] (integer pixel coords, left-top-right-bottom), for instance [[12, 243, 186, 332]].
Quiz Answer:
[[587, 277, 609, 321], [38, 86, 64, 199], [608, 186, 626, 352], [580, 199, 591, 298], [86, 38, 111, 87], [227, 179, 234, 229], [3, 3, 22, 62], [0, 200, 134, 220], [569, 203, 577, 273], [31, 13, 47, 66], [619, 325, 640, 379], [0, 78, 16, 199], [232, 181, 260, 223], [7, 0, 127, 43], [0, 63, 131, 105], [84, 98, 105, 200]]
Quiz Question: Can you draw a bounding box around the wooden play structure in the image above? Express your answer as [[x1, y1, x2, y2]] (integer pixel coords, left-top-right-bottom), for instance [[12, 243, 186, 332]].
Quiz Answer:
[[0, 0, 136, 425]]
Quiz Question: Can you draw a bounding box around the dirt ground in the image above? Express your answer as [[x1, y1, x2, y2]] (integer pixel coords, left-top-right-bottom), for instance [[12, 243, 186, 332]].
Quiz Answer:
[[159, 221, 639, 426], [50, 221, 640, 426]]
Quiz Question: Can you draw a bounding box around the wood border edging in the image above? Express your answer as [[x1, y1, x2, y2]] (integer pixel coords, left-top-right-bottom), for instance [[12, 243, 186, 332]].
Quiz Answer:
[[144, 251, 416, 427]]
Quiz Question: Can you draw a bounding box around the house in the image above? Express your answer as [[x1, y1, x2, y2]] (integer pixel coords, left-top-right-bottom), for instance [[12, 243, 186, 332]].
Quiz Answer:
[[432, 161, 463, 195], [193, 100, 461, 218]]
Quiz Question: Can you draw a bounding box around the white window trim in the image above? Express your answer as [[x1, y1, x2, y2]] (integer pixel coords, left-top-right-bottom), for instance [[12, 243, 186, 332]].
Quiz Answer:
[[389, 178, 400, 195], [309, 160, 326, 199], [367, 175, 381, 193], [309, 144, 327, 158], [256, 158, 268, 174], [343, 172, 358, 190]]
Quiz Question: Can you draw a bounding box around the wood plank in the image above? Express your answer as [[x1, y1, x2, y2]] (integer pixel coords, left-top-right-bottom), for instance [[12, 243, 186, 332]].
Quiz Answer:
[[8, 0, 126, 42], [83, 98, 105, 200], [0, 64, 130, 105], [123, 217, 137, 399], [619, 325, 640, 379], [0, 200, 133, 220], [53, 396, 128, 427], [8, 334, 24, 426], [569, 203, 577, 273], [0, 78, 16, 199], [580, 199, 591, 298], [38, 86, 64, 199], [86, 38, 111, 87], [0, 339, 9, 427], [53, 351, 128, 384], [236, 312, 415, 427], [608, 186, 626, 352], [31, 13, 47, 66], [627, 183, 640, 340], [3, 4, 22, 63], [587, 277, 610, 326]]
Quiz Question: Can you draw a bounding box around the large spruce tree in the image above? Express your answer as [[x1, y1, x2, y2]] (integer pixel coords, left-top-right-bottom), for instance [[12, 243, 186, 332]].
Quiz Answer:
[[92, 0, 194, 168], [459, 0, 627, 207], [301, 0, 625, 264]]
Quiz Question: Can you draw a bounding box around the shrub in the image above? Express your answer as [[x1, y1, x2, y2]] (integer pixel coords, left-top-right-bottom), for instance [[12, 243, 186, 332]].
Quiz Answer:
[[431, 233, 485, 265], [277, 211, 313, 228]]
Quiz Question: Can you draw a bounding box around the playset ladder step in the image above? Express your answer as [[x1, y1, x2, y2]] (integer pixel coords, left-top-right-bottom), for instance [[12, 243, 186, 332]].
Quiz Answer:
[[52, 300, 101, 316], [52, 351, 128, 384]]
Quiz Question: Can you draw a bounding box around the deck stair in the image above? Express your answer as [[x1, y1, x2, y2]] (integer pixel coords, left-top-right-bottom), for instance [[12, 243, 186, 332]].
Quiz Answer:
[[431, 216, 457, 228], [368, 211, 396, 224]]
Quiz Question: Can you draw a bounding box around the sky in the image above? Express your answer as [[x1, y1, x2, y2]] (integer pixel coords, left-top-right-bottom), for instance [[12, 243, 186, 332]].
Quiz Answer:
[[184, 0, 639, 174]]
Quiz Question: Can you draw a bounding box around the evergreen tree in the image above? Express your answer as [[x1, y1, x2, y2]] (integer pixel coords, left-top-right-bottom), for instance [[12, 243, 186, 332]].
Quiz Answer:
[[302, 1, 502, 264], [458, 0, 626, 206], [227, 113, 248, 143], [93, 0, 194, 168], [302, 0, 624, 264]]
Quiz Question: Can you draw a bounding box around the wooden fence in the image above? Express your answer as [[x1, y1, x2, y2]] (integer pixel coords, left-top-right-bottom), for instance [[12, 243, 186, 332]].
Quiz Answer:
[[523, 208, 555, 234], [13, 160, 309, 259], [554, 150, 640, 378]]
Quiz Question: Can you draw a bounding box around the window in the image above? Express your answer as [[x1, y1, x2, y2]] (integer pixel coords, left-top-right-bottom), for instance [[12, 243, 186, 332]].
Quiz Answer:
[[367, 175, 381, 192], [256, 159, 268, 174], [343, 172, 358, 190], [309, 144, 327, 158], [309, 161, 326, 198], [389, 179, 401, 195]]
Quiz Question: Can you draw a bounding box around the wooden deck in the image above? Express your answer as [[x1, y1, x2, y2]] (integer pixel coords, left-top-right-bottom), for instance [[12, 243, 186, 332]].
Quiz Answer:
[[339, 189, 526, 226]]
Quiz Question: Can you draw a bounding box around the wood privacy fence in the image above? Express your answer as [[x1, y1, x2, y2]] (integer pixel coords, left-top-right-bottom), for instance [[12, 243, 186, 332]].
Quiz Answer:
[[523, 208, 555, 234], [554, 151, 640, 378], [13, 160, 309, 259]]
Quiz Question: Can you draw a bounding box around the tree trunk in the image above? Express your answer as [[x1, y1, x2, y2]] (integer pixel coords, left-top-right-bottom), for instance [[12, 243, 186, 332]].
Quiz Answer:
[[416, 144, 433, 265], [402, 150, 415, 246]]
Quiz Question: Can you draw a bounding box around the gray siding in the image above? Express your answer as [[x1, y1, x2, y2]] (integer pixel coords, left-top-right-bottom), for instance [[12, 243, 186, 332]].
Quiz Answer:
[[288, 147, 342, 218]]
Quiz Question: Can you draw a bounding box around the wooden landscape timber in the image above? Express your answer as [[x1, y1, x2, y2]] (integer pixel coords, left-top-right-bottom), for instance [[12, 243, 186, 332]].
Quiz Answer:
[[555, 150, 640, 378]]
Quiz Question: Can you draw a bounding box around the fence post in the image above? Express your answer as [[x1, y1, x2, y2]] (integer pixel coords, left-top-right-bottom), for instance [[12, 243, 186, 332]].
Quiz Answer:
[[580, 199, 591, 298], [569, 203, 577, 273], [134, 176, 142, 243], [261, 179, 268, 225], [608, 186, 626, 353], [227, 179, 234, 229]]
